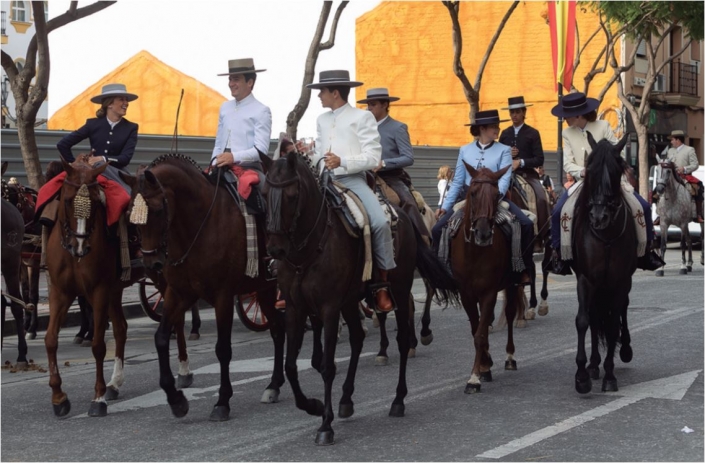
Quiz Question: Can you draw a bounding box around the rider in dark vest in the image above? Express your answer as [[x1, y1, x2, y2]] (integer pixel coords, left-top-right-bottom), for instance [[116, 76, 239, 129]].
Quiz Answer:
[[357, 87, 431, 244]]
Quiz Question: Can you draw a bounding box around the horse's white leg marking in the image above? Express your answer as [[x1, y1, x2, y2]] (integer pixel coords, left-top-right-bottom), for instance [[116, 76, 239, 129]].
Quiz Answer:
[[76, 218, 86, 254], [178, 359, 191, 376], [106, 358, 124, 389], [506, 353, 515, 362], [467, 373, 481, 385]]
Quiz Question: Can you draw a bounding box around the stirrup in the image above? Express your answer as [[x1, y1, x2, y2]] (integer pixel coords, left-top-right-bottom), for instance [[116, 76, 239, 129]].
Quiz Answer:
[[366, 282, 397, 314]]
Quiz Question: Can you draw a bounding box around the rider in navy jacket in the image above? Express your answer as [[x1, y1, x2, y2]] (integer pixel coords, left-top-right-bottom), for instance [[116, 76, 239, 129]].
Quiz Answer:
[[57, 116, 138, 169]]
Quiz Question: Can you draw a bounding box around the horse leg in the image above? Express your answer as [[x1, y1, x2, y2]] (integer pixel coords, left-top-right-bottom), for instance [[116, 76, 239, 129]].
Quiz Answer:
[[284, 307, 322, 419], [419, 278, 433, 345], [587, 313, 601, 380], [309, 315, 324, 373], [474, 292, 497, 387], [87, 289, 110, 417], [5, 269, 27, 366], [575, 276, 592, 394], [538, 245, 551, 316], [73, 295, 90, 344], [460, 291, 481, 393], [259, 287, 285, 404], [155, 292, 192, 419], [685, 229, 693, 272], [20, 263, 34, 339], [619, 293, 633, 364], [391, 292, 410, 417], [210, 293, 235, 421], [407, 293, 418, 358], [656, 225, 667, 277], [315, 307, 341, 445], [188, 304, 201, 340], [504, 286, 521, 371], [45, 288, 75, 417], [104, 289, 128, 401], [26, 259, 40, 339], [174, 310, 194, 389], [602, 295, 624, 392], [338, 303, 365, 420], [525, 261, 537, 320], [679, 234, 688, 275], [376, 311, 390, 366]]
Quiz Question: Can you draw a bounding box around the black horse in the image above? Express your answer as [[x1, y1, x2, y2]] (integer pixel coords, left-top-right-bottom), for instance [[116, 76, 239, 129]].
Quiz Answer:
[[2, 197, 28, 365], [572, 134, 637, 394], [264, 152, 458, 445]]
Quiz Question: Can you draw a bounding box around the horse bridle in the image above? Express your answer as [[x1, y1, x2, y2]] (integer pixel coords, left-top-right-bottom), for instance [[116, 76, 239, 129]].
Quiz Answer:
[[465, 178, 499, 241], [59, 178, 101, 250]]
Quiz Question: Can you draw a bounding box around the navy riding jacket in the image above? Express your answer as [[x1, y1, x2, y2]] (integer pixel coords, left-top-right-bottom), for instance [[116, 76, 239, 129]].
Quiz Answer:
[[57, 117, 139, 169]]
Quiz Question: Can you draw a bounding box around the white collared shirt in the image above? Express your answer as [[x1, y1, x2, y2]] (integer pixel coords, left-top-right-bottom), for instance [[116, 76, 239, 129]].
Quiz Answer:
[[513, 123, 524, 135], [211, 93, 272, 164], [107, 118, 121, 129], [376, 115, 389, 126]]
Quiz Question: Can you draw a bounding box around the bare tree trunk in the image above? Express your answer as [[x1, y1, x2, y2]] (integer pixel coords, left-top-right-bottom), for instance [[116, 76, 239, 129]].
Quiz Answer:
[[285, 1, 348, 140]]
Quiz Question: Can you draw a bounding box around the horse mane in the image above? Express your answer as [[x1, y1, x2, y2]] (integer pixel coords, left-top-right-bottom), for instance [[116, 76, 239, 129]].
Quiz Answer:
[[150, 153, 202, 172]]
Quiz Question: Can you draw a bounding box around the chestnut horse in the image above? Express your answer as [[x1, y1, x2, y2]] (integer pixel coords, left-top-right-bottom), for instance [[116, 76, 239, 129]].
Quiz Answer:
[[450, 163, 526, 394], [264, 152, 458, 445], [44, 155, 145, 417], [120, 154, 287, 422], [572, 135, 636, 394]]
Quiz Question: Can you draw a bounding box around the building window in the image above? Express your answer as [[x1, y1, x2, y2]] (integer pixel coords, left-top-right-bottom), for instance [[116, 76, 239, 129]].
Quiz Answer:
[[636, 39, 646, 58], [691, 40, 701, 62], [1, 11, 6, 35], [11, 1, 27, 22]]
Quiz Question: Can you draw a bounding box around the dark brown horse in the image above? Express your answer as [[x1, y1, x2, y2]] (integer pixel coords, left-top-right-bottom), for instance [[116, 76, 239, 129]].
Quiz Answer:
[[572, 135, 636, 394], [450, 163, 526, 394], [264, 152, 458, 445], [44, 155, 143, 417], [2, 195, 27, 365], [120, 154, 286, 422]]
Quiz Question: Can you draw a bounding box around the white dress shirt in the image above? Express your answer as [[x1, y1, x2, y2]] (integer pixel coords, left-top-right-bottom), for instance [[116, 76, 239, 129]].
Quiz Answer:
[[211, 93, 272, 164]]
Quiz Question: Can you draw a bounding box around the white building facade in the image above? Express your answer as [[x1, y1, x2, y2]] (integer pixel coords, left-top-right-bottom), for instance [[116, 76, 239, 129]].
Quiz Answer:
[[1, 1, 48, 129]]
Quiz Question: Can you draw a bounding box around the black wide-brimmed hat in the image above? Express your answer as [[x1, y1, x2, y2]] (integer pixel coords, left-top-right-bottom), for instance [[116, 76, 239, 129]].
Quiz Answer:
[[502, 96, 533, 110], [357, 87, 400, 104], [306, 70, 363, 89], [550, 92, 599, 118], [217, 58, 266, 76], [464, 109, 510, 127]]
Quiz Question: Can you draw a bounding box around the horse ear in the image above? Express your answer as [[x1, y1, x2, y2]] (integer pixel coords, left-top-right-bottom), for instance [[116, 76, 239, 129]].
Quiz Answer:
[[286, 150, 298, 170], [258, 150, 273, 174], [144, 169, 158, 186], [615, 134, 629, 156], [93, 161, 109, 177], [586, 131, 598, 152], [463, 160, 477, 178], [1, 161, 7, 176], [119, 171, 137, 189], [61, 158, 74, 176]]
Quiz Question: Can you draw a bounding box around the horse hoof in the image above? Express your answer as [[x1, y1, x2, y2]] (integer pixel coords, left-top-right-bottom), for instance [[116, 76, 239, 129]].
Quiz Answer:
[[408, 348, 416, 358], [515, 319, 527, 329], [338, 403, 354, 418], [679, 268, 688, 275], [686, 265, 692, 273], [464, 382, 481, 394], [260, 388, 280, 404], [104, 386, 119, 401], [655, 269, 664, 277], [575, 378, 592, 394], [538, 301, 549, 316], [81, 340, 92, 347], [73, 336, 84, 345], [315, 430, 335, 446], [169, 392, 189, 418], [375, 355, 388, 366], [587, 366, 600, 380], [420, 333, 433, 346], [479, 371, 492, 382], [602, 379, 618, 392], [177, 373, 194, 389], [209, 405, 230, 422], [389, 403, 405, 417], [620, 345, 633, 363], [52, 399, 71, 417], [525, 308, 536, 320], [88, 401, 108, 417], [505, 359, 517, 371], [25, 332, 36, 340], [188, 333, 200, 341]]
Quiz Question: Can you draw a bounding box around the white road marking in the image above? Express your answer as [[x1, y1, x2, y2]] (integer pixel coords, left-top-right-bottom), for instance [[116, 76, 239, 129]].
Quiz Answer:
[[477, 370, 702, 459]]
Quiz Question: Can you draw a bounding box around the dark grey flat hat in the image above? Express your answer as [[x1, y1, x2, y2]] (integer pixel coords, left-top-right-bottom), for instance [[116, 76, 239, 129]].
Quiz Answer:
[[502, 96, 533, 110], [90, 83, 138, 104], [464, 109, 510, 127], [217, 58, 266, 76], [307, 70, 363, 89], [357, 87, 400, 104]]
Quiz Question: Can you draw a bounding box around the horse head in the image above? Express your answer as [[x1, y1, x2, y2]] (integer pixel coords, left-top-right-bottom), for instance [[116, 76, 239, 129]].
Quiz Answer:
[[122, 165, 169, 272], [263, 151, 321, 260], [463, 162, 510, 246], [653, 160, 682, 197], [582, 134, 629, 231], [59, 154, 109, 258]]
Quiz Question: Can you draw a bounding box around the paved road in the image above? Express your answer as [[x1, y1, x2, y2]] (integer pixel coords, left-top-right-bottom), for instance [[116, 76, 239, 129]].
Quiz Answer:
[[2, 248, 703, 461]]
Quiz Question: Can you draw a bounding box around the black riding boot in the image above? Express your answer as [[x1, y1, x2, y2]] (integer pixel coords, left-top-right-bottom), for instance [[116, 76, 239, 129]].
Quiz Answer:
[[636, 243, 665, 271], [550, 248, 573, 276]]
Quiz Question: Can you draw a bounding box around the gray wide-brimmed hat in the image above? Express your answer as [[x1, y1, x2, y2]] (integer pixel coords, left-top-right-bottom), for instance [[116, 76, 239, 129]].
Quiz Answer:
[[667, 129, 686, 139], [464, 109, 510, 127], [550, 92, 599, 118], [502, 96, 533, 110], [217, 58, 266, 76], [306, 70, 363, 89], [357, 87, 400, 104], [90, 83, 138, 104]]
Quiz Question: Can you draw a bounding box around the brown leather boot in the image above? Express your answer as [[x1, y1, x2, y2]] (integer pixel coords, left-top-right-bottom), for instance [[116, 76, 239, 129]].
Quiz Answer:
[[695, 199, 704, 223], [375, 270, 394, 312]]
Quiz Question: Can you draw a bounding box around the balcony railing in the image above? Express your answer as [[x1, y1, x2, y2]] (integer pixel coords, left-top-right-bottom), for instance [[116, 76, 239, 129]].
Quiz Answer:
[[671, 61, 699, 96], [2, 11, 6, 36]]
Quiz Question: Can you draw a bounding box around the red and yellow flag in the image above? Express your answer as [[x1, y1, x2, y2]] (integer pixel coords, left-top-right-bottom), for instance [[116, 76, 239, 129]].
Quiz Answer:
[[548, 0, 577, 92]]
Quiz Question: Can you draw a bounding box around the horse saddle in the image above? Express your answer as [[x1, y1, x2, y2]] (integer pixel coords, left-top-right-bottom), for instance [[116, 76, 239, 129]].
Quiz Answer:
[[512, 173, 550, 240], [208, 166, 266, 216]]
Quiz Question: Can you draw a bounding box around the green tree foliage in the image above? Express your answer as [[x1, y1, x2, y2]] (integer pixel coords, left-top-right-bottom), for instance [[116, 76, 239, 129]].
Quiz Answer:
[[591, 1, 703, 41]]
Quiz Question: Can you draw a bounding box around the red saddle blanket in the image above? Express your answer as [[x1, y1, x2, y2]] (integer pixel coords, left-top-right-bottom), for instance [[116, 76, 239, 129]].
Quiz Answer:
[[36, 172, 130, 226], [680, 173, 701, 184]]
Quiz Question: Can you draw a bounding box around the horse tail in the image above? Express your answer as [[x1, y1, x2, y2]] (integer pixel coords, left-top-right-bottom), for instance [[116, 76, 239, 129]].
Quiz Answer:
[[412, 224, 460, 307], [592, 303, 622, 350]]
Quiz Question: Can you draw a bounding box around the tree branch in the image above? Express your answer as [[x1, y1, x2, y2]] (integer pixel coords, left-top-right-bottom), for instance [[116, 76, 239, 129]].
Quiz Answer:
[[320, 1, 349, 50], [474, 1, 519, 91], [442, 1, 474, 103], [654, 38, 693, 77]]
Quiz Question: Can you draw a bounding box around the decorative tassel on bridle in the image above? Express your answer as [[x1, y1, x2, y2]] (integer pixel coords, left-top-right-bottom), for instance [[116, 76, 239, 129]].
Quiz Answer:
[[130, 193, 149, 225], [73, 184, 92, 220]]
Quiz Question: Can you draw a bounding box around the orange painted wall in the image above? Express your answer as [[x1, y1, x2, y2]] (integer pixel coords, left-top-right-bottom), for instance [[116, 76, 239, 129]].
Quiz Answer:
[[355, 1, 621, 149], [48, 50, 226, 137]]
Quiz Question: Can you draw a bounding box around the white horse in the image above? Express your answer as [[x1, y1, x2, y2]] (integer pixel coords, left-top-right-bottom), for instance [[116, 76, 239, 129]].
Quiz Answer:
[[653, 162, 703, 276]]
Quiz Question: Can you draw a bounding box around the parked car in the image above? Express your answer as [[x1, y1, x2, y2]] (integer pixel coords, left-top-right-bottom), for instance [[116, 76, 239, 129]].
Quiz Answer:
[[648, 163, 704, 243]]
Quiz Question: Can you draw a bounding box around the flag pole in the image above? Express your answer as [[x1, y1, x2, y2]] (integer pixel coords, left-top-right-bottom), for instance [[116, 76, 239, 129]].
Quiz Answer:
[[557, 86, 563, 185]]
